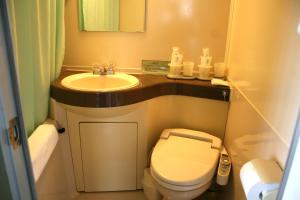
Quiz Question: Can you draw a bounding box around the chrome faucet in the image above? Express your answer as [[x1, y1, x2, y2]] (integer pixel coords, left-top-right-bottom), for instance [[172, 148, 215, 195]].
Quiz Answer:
[[92, 62, 115, 75], [92, 64, 101, 75], [105, 62, 116, 75]]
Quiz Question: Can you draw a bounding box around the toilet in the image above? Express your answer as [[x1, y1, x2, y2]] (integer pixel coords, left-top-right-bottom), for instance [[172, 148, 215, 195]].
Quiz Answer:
[[149, 129, 222, 200]]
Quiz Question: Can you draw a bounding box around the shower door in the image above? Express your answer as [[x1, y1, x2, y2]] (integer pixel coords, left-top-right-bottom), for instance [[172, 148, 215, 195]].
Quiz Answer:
[[0, 2, 36, 199]]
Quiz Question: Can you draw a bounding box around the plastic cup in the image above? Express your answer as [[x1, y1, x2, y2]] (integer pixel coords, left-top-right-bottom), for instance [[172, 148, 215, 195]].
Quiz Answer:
[[198, 65, 212, 80], [182, 62, 195, 76], [169, 64, 182, 76]]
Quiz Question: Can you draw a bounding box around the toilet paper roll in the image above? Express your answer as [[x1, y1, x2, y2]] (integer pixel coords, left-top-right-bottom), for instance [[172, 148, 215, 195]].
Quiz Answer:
[[28, 119, 59, 182], [240, 159, 282, 200]]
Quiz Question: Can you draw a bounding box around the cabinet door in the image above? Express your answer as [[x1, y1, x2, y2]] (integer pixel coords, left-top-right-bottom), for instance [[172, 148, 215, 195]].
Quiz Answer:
[[79, 122, 138, 192]]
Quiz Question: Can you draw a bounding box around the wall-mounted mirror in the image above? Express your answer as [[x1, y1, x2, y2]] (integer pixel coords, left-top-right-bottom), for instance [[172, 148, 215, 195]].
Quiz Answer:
[[78, 0, 146, 32]]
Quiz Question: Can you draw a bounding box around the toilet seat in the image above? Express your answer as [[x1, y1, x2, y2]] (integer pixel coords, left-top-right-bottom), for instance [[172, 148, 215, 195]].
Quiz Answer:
[[150, 129, 221, 191], [151, 168, 211, 191]]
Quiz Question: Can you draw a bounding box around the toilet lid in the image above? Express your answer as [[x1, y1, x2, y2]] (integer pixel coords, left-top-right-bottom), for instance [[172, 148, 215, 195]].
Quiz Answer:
[[151, 130, 221, 186]]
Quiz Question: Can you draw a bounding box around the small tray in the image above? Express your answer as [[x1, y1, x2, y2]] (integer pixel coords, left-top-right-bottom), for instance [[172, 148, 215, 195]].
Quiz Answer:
[[197, 76, 212, 81], [167, 74, 196, 80]]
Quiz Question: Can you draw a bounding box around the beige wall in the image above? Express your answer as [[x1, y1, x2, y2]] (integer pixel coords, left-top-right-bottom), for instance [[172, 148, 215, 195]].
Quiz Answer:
[[119, 0, 145, 32], [64, 0, 230, 68], [224, 0, 300, 199]]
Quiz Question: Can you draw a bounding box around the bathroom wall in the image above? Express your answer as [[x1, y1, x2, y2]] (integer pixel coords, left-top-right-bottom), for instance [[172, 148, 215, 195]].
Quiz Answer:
[[119, 0, 145, 32], [224, 0, 300, 199], [64, 0, 230, 68]]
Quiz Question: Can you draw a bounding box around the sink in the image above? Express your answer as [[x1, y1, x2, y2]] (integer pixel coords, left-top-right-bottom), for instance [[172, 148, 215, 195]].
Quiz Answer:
[[61, 73, 139, 92]]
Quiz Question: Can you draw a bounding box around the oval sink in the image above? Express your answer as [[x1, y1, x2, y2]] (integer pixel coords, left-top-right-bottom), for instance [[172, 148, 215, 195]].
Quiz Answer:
[[61, 73, 139, 92]]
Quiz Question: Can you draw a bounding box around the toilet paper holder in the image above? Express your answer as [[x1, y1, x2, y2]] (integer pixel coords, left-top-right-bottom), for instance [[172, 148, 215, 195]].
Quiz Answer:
[[45, 119, 65, 134], [57, 127, 65, 134], [54, 121, 65, 134]]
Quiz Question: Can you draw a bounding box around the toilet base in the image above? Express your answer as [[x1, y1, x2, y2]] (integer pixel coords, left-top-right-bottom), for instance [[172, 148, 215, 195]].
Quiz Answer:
[[152, 177, 211, 200]]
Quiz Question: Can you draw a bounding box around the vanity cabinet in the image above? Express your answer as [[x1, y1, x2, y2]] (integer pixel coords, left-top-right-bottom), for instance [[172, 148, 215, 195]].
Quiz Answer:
[[58, 94, 229, 192], [79, 122, 138, 192]]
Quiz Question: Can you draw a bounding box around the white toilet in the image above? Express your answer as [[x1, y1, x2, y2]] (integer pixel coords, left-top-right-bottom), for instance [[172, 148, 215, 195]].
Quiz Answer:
[[149, 129, 222, 200]]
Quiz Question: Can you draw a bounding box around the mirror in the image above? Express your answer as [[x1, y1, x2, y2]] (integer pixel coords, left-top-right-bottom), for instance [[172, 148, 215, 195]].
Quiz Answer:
[[78, 0, 146, 32]]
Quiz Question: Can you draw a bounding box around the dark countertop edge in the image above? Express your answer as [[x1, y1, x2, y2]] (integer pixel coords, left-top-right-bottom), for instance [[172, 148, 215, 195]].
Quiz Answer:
[[50, 70, 230, 108]]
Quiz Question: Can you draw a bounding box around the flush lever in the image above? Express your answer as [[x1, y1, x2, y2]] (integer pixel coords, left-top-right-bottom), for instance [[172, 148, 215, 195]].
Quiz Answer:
[[8, 117, 21, 149]]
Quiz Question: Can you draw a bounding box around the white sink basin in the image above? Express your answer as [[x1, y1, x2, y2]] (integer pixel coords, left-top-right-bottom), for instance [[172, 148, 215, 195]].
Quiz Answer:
[[61, 73, 139, 92]]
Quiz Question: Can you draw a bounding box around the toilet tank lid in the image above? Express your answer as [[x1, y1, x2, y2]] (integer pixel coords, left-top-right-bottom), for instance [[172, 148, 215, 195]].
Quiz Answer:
[[160, 129, 222, 150]]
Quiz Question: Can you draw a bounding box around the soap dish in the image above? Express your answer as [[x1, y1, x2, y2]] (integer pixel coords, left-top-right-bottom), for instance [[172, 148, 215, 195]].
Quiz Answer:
[[167, 74, 196, 80]]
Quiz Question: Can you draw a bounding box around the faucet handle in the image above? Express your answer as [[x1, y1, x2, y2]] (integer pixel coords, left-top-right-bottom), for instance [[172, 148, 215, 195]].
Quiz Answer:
[[92, 63, 101, 74], [108, 61, 116, 68], [107, 61, 116, 74]]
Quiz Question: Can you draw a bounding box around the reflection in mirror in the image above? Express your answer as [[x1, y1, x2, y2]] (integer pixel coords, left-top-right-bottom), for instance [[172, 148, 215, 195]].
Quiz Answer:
[[78, 0, 146, 32]]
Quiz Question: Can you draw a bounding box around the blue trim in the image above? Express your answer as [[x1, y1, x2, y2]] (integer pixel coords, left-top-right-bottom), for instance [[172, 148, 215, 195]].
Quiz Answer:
[[0, 150, 13, 199], [0, 100, 15, 200], [0, 1, 37, 199]]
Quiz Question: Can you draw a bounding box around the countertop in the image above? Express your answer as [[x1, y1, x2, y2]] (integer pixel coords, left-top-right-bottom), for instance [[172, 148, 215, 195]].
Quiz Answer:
[[50, 69, 230, 108]]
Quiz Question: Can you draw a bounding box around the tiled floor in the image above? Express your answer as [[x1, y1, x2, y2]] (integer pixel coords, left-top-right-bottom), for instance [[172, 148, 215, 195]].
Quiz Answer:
[[72, 190, 147, 200], [71, 189, 228, 200]]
